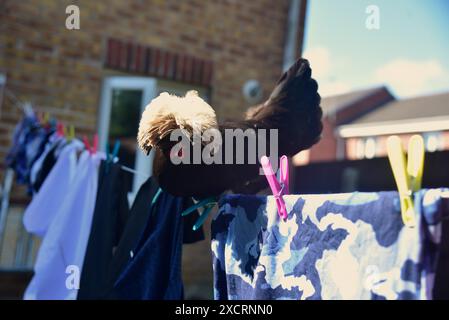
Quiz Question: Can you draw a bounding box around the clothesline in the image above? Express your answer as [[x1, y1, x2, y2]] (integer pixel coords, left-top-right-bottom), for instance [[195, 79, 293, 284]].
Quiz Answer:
[[4, 88, 33, 115], [4, 88, 150, 178], [120, 164, 150, 178]]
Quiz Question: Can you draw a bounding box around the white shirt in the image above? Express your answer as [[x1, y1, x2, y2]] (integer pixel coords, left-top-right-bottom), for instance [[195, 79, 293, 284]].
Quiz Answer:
[[24, 149, 104, 300], [23, 139, 83, 237]]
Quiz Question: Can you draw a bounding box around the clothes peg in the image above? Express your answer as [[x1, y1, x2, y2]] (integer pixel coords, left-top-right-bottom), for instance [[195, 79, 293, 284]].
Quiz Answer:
[[111, 140, 120, 160], [387, 136, 421, 228], [83, 134, 99, 155], [64, 125, 75, 141], [83, 135, 93, 154], [92, 134, 98, 154], [105, 140, 121, 173], [407, 135, 425, 193], [261, 155, 288, 220], [181, 196, 218, 231], [56, 122, 65, 138], [192, 204, 215, 231], [69, 125, 75, 141], [49, 118, 57, 132], [279, 155, 289, 194], [43, 112, 50, 126]]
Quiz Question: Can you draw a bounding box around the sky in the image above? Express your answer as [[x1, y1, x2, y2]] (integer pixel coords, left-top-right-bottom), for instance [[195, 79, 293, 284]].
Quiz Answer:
[[303, 0, 449, 98]]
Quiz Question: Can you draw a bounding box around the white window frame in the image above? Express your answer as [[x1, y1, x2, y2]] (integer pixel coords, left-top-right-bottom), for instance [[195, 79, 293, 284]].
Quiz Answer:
[[98, 76, 210, 202], [98, 76, 157, 201]]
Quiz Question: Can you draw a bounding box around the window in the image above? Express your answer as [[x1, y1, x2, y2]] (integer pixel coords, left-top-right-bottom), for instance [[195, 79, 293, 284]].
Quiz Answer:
[[354, 137, 378, 160], [364, 138, 377, 159], [423, 132, 444, 152], [355, 139, 365, 159], [98, 76, 209, 202]]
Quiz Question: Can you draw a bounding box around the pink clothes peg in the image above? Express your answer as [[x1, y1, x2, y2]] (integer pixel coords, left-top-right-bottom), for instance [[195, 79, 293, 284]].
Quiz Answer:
[[279, 155, 289, 194], [92, 134, 98, 154], [56, 122, 65, 138], [83, 135, 91, 153], [261, 155, 289, 220], [83, 134, 98, 155]]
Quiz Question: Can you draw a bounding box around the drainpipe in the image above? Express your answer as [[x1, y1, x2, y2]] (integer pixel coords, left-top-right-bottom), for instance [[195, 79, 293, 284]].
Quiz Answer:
[[283, 0, 308, 71], [283, 0, 308, 191]]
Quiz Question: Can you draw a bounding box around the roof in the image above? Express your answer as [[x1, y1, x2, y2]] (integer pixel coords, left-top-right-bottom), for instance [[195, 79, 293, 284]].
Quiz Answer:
[[349, 90, 449, 124], [320, 86, 388, 116], [338, 90, 449, 137]]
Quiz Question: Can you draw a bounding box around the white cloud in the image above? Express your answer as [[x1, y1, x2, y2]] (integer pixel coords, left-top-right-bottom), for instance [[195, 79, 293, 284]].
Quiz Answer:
[[318, 81, 352, 97], [374, 59, 449, 97], [303, 46, 354, 97], [303, 47, 331, 79]]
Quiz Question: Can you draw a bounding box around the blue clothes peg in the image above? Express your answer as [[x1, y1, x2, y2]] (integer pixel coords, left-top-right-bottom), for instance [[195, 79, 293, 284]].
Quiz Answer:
[[181, 196, 218, 231]]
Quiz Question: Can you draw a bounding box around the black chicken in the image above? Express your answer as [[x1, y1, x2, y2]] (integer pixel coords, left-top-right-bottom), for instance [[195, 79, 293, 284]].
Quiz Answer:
[[137, 58, 323, 198]]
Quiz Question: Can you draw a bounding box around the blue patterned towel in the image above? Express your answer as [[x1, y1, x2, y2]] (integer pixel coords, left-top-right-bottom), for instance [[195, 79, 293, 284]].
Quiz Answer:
[[211, 189, 448, 300]]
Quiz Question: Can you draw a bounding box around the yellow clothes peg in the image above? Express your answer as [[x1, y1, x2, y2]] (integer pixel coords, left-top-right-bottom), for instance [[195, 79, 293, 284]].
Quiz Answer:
[[43, 112, 50, 125], [407, 135, 425, 193], [70, 125, 76, 141], [387, 135, 425, 228], [64, 125, 75, 141]]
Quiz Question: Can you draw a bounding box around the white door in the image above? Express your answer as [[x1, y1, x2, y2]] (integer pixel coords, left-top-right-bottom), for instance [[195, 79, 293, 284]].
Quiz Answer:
[[98, 76, 157, 202]]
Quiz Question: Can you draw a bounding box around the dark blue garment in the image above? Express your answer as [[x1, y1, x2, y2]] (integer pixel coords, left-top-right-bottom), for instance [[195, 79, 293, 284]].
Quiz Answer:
[[6, 114, 52, 193], [6, 114, 40, 183], [113, 189, 186, 300]]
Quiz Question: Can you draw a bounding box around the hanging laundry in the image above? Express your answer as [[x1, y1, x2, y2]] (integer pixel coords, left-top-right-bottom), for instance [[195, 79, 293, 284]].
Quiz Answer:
[[23, 139, 84, 237], [101, 175, 161, 298], [6, 113, 52, 190], [24, 150, 104, 300], [211, 190, 449, 300], [103, 176, 204, 300], [29, 133, 66, 194], [77, 161, 131, 300], [28, 132, 60, 194]]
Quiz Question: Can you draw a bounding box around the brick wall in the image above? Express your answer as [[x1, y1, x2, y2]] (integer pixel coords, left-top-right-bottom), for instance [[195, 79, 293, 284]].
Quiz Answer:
[[308, 117, 338, 162], [0, 0, 290, 162], [0, 0, 292, 299]]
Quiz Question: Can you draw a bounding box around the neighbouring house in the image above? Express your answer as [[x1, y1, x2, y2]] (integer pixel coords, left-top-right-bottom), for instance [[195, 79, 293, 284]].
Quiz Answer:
[[0, 0, 308, 299], [294, 87, 449, 165], [339, 90, 449, 160]]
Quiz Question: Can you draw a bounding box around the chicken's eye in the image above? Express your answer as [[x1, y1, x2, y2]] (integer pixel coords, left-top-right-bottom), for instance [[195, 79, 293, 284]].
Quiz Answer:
[[170, 147, 184, 160]]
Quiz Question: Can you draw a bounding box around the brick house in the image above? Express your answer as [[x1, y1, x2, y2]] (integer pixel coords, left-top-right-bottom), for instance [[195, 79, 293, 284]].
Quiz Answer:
[[0, 0, 308, 299], [294, 87, 449, 166], [339, 90, 449, 160]]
